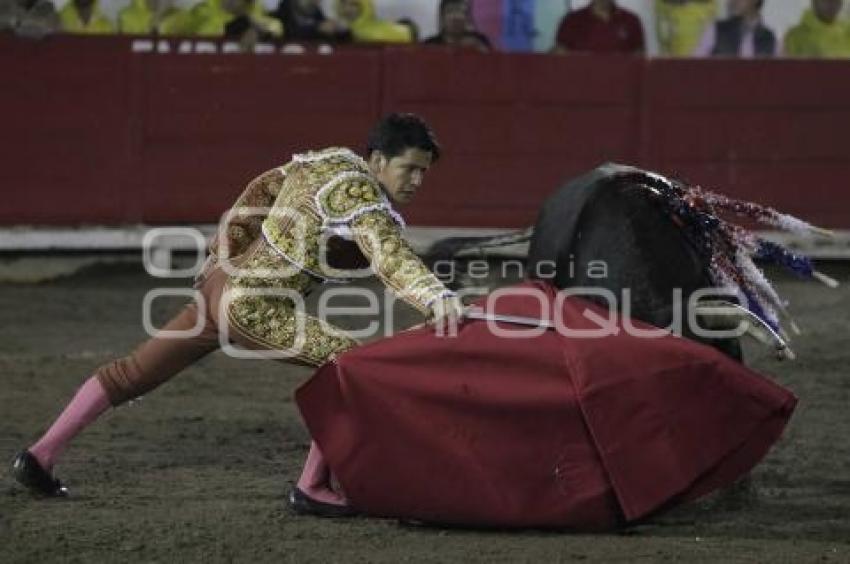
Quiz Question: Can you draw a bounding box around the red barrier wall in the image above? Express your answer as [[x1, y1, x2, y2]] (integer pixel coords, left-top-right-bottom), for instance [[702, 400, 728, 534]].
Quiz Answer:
[[2, 36, 850, 228], [646, 59, 850, 229]]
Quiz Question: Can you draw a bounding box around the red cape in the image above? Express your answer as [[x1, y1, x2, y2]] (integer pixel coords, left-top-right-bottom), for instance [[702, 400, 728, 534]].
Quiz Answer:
[[296, 281, 796, 530]]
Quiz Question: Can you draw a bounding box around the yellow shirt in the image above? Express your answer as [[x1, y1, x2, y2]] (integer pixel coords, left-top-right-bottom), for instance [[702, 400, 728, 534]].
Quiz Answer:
[[784, 9, 850, 58], [335, 0, 411, 44], [656, 0, 717, 56], [118, 0, 192, 35], [59, 0, 114, 34], [189, 0, 282, 38]]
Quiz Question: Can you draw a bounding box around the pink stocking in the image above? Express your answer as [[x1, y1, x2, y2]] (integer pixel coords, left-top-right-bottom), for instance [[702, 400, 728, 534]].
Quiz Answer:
[[296, 441, 347, 505], [28, 376, 111, 471]]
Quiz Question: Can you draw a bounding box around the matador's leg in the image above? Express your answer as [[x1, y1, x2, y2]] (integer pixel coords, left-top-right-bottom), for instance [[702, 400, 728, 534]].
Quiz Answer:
[[94, 302, 222, 406], [224, 291, 358, 365], [285, 315, 359, 507], [19, 271, 226, 494], [227, 296, 359, 508]]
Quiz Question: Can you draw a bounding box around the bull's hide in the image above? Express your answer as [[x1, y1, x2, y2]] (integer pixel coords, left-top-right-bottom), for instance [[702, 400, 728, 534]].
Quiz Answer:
[[528, 163, 740, 358]]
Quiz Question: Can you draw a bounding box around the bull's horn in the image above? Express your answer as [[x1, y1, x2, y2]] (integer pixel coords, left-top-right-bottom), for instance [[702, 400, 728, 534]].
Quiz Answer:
[[695, 301, 795, 361]]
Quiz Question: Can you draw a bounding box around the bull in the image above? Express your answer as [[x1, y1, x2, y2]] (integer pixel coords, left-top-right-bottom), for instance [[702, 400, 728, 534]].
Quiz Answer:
[[429, 163, 837, 361]]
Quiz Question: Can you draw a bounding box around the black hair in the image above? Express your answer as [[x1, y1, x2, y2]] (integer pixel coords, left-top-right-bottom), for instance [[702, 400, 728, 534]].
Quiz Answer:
[[439, 0, 473, 28], [439, 0, 472, 14], [439, 0, 471, 16], [366, 113, 441, 163], [397, 17, 420, 42]]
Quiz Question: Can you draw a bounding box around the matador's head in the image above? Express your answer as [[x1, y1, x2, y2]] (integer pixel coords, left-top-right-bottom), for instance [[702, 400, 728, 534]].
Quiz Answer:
[[366, 113, 441, 207]]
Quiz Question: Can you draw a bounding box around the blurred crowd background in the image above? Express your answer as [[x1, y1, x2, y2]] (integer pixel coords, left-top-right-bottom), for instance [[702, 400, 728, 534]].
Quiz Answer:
[[3, 0, 850, 58]]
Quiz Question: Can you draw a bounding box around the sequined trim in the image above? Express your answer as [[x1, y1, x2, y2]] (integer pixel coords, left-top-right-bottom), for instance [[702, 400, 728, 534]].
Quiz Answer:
[[292, 148, 369, 169]]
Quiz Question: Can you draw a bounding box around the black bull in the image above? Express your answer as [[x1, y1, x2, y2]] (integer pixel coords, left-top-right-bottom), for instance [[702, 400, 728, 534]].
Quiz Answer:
[[527, 163, 742, 360], [426, 164, 743, 358]]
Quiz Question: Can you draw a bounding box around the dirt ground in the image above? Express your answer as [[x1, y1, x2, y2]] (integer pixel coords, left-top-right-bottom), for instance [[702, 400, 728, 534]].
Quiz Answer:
[[1, 258, 849, 563]]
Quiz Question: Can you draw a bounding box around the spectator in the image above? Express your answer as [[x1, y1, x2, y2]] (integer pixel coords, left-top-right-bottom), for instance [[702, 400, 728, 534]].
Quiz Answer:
[[553, 0, 645, 54], [423, 0, 491, 52], [269, 0, 351, 42], [59, 0, 114, 34], [656, 0, 717, 56], [191, 0, 282, 38], [118, 0, 192, 35], [785, 0, 850, 58], [0, 0, 59, 37], [398, 17, 419, 42], [335, 0, 412, 44], [224, 14, 269, 48], [694, 0, 778, 57]]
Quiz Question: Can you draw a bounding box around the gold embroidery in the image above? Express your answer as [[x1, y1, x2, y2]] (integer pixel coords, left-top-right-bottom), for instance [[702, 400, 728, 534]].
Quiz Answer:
[[215, 147, 453, 363], [317, 176, 383, 222], [262, 151, 386, 281], [227, 290, 357, 366], [352, 211, 452, 315], [211, 168, 285, 260], [226, 239, 356, 365]]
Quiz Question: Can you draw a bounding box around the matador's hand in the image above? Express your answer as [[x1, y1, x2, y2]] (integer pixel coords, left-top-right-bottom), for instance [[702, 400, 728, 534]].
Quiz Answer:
[[430, 296, 465, 336]]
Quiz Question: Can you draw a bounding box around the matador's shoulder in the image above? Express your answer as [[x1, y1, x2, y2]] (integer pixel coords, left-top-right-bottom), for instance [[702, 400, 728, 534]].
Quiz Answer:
[[287, 147, 403, 228], [291, 147, 369, 168]]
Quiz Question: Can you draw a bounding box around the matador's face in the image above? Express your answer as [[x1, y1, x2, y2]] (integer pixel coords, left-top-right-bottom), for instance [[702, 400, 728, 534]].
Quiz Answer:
[[370, 148, 433, 207]]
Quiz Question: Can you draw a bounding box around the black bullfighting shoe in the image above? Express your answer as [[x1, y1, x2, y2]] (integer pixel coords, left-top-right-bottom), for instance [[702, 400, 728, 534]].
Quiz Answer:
[[288, 487, 358, 518], [11, 451, 68, 497]]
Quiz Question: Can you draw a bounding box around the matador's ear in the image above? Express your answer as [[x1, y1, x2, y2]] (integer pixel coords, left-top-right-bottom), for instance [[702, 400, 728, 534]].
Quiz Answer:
[[368, 151, 387, 173]]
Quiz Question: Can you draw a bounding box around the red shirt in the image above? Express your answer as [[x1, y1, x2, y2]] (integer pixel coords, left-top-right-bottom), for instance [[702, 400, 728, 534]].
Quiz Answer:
[[555, 6, 645, 54]]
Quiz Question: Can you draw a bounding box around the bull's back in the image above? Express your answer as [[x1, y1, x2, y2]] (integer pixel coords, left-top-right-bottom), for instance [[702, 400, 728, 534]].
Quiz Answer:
[[528, 164, 741, 359]]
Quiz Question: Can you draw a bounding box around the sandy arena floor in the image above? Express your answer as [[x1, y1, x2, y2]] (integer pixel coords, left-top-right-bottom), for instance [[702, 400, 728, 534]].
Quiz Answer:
[[1, 259, 849, 563]]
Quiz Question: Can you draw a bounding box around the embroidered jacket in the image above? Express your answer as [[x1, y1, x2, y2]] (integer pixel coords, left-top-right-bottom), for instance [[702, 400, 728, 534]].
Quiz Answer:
[[207, 147, 455, 316]]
